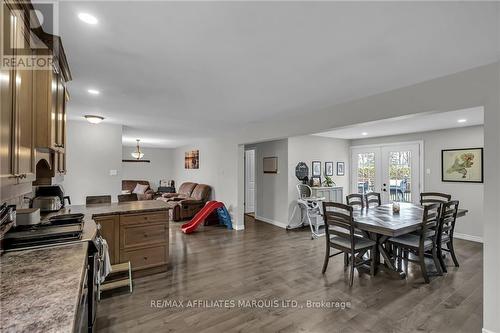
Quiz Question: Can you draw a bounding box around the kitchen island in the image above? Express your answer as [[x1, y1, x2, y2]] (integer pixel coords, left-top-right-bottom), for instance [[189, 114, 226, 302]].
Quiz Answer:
[[47, 200, 171, 276]]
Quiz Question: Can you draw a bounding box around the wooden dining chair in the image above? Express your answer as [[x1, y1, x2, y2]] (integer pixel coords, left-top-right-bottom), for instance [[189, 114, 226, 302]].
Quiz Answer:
[[388, 203, 443, 283], [118, 193, 138, 202], [346, 194, 364, 209], [437, 200, 460, 272], [420, 192, 451, 206], [365, 192, 381, 208], [322, 202, 376, 287], [86, 195, 112, 205]]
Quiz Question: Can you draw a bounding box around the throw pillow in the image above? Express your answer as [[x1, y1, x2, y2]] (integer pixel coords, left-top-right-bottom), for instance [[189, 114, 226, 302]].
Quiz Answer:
[[133, 183, 148, 194]]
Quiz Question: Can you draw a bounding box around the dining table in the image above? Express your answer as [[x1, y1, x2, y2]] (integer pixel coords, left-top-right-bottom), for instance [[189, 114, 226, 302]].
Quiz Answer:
[[352, 202, 468, 278]]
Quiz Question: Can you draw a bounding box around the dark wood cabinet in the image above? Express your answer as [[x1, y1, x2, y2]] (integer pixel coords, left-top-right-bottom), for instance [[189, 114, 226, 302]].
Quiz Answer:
[[94, 215, 120, 265], [94, 211, 169, 276]]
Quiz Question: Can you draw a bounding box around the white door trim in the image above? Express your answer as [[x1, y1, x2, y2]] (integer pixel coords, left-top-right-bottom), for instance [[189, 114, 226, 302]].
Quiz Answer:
[[244, 148, 256, 214], [350, 140, 424, 197]]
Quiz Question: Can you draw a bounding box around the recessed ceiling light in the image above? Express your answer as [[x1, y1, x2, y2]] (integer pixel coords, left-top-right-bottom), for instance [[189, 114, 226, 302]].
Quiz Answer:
[[78, 13, 98, 25], [87, 89, 100, 95], [457, 119, 467, 123], [361, 132, 368, 136], [84, 115, 104, 124]]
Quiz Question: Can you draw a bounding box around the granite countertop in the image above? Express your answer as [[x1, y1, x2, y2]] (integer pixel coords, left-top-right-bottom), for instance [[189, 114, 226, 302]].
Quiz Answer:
[[43, 200, 170, 242], [44, 200, 169, 220], [0, 200, 170, 333], [0, 242, 88, 333]]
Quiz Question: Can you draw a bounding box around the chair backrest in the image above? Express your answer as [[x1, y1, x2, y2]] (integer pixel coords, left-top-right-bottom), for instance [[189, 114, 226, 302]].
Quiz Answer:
[[346, 194, 364, 209], [86, 195, 111, 205], [420, 203, 441, 248], [191, 184, 211, 201], [178, 182, 197, 197], [118, 193, 138, 202], [439, 200, 459, 240], [322, 202, 355, 251], [297, 184, 312, 199], [420, 192, 451, 206], [365, 192, 381, 208]]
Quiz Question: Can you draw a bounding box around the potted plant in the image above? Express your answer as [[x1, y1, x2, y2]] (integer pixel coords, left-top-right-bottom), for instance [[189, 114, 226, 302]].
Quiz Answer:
[[323, 176, 335, 187]]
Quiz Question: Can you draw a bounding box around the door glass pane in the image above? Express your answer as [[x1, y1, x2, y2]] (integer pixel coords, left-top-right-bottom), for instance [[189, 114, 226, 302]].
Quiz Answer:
[[357, 153, 375, 194], [389, 151, 412, 202]]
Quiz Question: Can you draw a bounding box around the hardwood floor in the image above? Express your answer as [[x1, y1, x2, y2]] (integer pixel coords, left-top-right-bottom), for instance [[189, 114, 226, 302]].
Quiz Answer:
[[96, 216, 483, 333]]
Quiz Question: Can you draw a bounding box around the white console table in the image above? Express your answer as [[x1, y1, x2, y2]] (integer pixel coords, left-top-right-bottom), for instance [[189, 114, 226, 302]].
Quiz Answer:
[[310, 186, 343, 203]]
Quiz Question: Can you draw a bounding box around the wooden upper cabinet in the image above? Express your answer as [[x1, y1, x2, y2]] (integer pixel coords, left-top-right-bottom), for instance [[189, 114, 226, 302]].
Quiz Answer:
[[34, 69, 58, 150], [0, 5, 35, 185], [14, 51, 36, 183], [0, 66, 16, 186], [0, 6, 17, 186], [55, 75, 66, 151], [34, 60, 68, 158]]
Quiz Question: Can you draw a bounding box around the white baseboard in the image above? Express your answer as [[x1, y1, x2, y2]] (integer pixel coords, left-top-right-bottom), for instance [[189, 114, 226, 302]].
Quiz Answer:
[[454, 233, 483, 243], [482, 328, 497, 333], [255, 215, 288, 229]]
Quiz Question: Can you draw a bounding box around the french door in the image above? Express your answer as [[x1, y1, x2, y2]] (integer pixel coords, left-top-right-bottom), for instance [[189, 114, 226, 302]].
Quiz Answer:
[[351, 142, 422, 204]]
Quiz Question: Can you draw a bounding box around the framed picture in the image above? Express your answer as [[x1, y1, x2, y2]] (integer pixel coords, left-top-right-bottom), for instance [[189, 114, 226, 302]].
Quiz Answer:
[[263, 157, 278, 174], [312, 161, 321, 177], [337, 162, 345, 176], [311, 176, 321, 187], [442, 148, 483, 183], [325, 162, 334, 176], [185, 150, 199, 169]]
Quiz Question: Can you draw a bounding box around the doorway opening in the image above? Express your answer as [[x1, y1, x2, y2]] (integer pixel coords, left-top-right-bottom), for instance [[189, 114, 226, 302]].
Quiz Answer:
[[244, 148, 256, 219]]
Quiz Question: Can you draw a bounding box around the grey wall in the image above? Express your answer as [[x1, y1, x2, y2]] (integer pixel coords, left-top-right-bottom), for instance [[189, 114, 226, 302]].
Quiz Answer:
[[287, 135, 350, 225], [122, 147, 174, 190], [251, 139, 289, 227], [64, 120, 123, 205], [171, 139, 240, 219], [352, 125, 484, 241]]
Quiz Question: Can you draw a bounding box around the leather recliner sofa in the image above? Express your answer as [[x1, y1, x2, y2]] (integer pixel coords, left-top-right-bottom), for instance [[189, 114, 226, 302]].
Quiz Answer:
[[157, 182, 212, 221]]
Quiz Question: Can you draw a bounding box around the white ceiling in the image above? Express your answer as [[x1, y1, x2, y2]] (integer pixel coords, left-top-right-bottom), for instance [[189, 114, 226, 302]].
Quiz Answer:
[[53, 1, 498, 147], [313, 107, 484, 140]]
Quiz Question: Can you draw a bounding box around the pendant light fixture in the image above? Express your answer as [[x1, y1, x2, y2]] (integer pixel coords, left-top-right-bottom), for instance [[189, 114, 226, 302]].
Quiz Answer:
[[130, 139, 144, 160]]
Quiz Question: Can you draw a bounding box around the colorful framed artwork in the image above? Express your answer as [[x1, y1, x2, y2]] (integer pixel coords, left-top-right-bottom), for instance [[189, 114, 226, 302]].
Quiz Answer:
[[442, 148, 483, 183], [185, 150, 199, 169]]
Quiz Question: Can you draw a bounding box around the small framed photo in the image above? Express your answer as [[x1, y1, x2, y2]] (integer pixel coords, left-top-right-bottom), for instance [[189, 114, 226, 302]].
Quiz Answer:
[[325, 162, 334, 176], [311, 176, 321, 187], [442, 148, 483, 183], [337, 162, 345, 176], [185, 150, 199, 169], [263, 157, 278, 174], [312, 161, 321, 177]]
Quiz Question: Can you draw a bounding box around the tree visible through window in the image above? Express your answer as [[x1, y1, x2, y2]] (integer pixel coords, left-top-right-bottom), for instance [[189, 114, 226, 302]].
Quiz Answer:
[[357, 153, 375, 194], [389, 151, 412, 202]]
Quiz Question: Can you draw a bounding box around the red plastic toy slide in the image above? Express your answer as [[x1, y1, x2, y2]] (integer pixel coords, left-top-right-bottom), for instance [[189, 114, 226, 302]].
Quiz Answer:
[[181, 201, 224, 234]]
